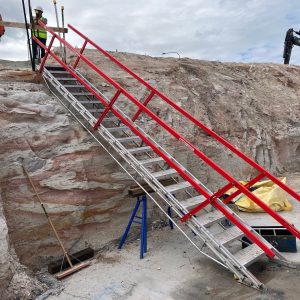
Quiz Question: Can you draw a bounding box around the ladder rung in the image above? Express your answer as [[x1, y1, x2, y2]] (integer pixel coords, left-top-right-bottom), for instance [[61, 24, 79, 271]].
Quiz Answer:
[[151, 169, 177, 179], [233, 244, 265, 267], [165, 181, 191, 193], [117, 136, 141, 143], [56, 78, 78, 81], [180, 195, 205, 210], [139, 157, 165, 166], [106, 126, 130, 132], [127, 146, 152, 154], [213, 226, 244, 246], [195, 209, 225, 227]]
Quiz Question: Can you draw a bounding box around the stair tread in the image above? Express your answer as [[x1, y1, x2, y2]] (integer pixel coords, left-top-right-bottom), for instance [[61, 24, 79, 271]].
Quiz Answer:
[[78, 100, 101, 104], [139, 157, 165, 166], [214, 226, 244, 246], [180, 195, 205, 210], [151, 169, 177, 179], [106, 126, 130, 132], [50, 70, 69, 74], [64, 85, 85, 88], [234, 244, 265, 267], [72, 93, 94, 96], [165, 181, 191, 193], [127, 146, 152, 154], [195, 209, 225, 227], [117, 136, 141, 143], [57, 77, 78, 81]]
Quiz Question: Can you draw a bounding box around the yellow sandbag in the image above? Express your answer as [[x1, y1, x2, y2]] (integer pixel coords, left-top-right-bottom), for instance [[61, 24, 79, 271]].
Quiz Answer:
[[228, 177, 292, 213]]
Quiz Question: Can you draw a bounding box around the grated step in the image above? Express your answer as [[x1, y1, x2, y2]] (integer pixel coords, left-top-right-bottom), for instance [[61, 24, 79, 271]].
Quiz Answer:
[[139, 157, 165, 166], [127, 146, 152, 154], [117, 136, 141, 143], [165, 181, 191, 193], [64, 85, 85, 88], [87, 109, 105, 113], [106, 126, 130, 132], [213, 226, 244, 246], [102, 117, 120, 123], [151, 169, 177, 179], [180, 195, 205, 210], [233, 244, 266, 267], [195, 209, 225, 227], [56, 78, 78, 81], [78, 100, 102, 104], [72, 93, 94, 96], [49, 70, 69, 74]]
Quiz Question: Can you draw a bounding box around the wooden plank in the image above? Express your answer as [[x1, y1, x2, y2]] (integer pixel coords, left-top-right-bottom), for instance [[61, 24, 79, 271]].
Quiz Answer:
[[0, 21, 68, 33], [48, 247, 94, 274], [128, 178, 178, 197]]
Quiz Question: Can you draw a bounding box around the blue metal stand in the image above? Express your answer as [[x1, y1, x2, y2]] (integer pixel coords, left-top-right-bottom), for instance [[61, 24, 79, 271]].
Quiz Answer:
[[118, 195, 147, 259]]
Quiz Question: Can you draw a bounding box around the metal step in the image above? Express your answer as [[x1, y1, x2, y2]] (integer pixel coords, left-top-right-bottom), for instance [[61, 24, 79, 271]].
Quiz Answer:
[[102, 117, 120, 123], [77, 100, 102, 104], [196, 209, 225, 227], [127, 146, 153, 154], [87, 109, 105, 113], [165, 181, 192, 193], [49, 70, 69, 74], [45, 65, 65, 71], [139, 157, 165, 166], [213, 226, 244, 246], [180, 195, 205, 210], [151, 169, 177, 179], [117, 136, 141, 143], [72, 93, 94, 96], [56, 78, 78, 81], [106, 126, 130, 132], [234, 244, 265, 267], [64, 85, 85, 88]]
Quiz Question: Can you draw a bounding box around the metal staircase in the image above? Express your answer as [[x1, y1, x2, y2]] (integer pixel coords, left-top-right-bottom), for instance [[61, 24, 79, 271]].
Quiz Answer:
[[33, 21, 300, 289]]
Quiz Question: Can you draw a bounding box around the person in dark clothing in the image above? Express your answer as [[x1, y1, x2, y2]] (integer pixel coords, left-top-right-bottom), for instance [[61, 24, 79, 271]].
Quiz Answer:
[[32, 6, 47, 60]]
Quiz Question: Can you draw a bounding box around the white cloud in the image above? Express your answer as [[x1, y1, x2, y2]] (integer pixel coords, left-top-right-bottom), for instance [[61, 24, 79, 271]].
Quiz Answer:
[[1, 0, 300, 64]]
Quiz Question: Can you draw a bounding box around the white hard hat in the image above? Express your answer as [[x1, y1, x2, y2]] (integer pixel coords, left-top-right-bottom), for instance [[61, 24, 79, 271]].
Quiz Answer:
[[35, 6, 43, 12]]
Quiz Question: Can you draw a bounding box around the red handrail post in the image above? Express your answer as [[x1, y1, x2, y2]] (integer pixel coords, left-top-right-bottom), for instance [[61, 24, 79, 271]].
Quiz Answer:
[[73, 40, 88, 68], [93, 89, 122, 129], [38, 35, 55, 72], [132, 90, 155, 122]]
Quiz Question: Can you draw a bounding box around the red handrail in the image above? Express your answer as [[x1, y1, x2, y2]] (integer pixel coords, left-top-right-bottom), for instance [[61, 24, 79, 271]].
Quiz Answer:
[[68, 24, 300, 204], [34, 22, 300, 257]]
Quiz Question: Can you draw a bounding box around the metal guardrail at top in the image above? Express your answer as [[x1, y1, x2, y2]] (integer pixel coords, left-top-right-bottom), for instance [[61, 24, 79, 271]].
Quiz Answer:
[[33, 21, 300, 257]]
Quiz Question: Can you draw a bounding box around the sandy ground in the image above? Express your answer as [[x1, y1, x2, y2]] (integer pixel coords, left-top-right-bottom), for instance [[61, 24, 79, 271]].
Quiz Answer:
[[42, 226, 300, 300], [42, 173, 300, 300]]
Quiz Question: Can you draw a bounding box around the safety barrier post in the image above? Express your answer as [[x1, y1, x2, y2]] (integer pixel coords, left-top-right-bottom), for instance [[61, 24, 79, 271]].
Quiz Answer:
[[132, 90, 155, 122]]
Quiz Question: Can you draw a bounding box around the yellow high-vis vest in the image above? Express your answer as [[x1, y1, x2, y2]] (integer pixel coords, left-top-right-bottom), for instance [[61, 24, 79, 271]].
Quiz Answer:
[[33, 17, 47, 39]]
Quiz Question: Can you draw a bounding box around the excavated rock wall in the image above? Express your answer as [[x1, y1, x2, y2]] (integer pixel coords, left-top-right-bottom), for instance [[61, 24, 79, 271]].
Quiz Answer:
[[0, 54, 300, 297]]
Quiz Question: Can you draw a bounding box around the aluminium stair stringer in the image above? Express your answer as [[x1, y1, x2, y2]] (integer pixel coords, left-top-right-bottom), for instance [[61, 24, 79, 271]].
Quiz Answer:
[[42, 66, 287, 289]]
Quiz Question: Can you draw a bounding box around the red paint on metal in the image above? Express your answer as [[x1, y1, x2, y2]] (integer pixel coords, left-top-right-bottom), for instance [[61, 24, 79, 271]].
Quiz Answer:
[[36, 21, 300, 257]]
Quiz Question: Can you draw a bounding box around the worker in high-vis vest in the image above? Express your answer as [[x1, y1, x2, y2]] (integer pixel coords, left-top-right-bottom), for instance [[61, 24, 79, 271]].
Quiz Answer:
[[32, 6, 47, 60]]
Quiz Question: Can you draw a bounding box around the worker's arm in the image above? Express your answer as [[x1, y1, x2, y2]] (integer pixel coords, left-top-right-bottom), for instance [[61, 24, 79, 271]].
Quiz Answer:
[[294, 30, 300, 35]]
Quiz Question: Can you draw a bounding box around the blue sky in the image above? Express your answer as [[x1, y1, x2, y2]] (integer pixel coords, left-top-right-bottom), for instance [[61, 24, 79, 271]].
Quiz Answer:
[[1, 0, 300, 64]]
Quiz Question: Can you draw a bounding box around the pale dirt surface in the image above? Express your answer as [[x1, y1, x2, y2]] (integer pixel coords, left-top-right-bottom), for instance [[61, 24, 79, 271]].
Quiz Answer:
[[43, 226, 300, 300]]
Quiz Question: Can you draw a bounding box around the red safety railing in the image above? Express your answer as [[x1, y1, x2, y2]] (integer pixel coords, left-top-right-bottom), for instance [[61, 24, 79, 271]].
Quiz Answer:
[[34, 21, 300, 258]]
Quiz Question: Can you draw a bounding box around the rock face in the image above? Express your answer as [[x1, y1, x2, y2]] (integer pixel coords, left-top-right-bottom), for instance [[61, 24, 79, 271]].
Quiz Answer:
[[0, 53, 300, 297]]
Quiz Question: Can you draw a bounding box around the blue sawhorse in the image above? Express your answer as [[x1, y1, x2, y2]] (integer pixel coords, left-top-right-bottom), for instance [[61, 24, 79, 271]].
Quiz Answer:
[[119, 195, 173, 259], [118, 195, 148, 259]]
